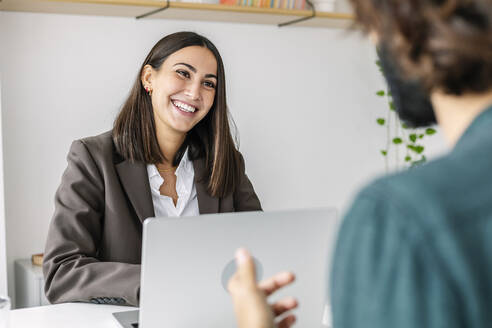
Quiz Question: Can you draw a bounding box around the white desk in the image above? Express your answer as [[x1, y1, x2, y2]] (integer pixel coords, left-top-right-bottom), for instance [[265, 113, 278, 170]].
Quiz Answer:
[[10, 303, 137, 328]]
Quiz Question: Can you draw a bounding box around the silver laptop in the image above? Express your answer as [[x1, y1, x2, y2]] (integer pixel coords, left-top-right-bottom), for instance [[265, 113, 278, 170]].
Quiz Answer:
[[113, 207, 339, 328]]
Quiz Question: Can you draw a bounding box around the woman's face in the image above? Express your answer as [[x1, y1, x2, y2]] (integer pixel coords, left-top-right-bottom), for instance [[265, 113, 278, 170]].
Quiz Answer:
[[142, 46, 218, 135]]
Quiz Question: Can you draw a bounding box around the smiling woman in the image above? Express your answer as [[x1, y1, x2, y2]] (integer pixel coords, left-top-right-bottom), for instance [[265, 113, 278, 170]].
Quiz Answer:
[[141, 46, 218, 159], [42, 32, 262, 306]]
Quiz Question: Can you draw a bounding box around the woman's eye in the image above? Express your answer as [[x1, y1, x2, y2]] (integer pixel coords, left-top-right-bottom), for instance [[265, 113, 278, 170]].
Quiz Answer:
[[203, 81, 216, 89], [176, 70, 190, 78]]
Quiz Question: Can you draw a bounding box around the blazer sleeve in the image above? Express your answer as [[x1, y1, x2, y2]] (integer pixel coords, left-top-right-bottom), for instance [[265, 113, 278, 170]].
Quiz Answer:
[[233, 152, 262, 212], [43, 140, 140, 306]]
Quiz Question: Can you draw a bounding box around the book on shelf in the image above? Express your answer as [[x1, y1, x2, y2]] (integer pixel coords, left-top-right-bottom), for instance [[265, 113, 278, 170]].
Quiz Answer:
[[219, 0, 307, 9], [31, 253, 44, 266]]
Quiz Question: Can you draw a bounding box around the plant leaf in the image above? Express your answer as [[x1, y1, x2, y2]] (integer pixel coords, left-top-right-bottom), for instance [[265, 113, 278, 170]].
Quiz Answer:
[[389, 101, 395, 110], [405, 156, 411, 162], [419, 134, 424, 139], [392, 137, 403, 144], [407, 145, 425, 153], [376, 90, 385, 97], [410, 155, 427, 167], [381, 150, 387, 156], [426, 128, 437, 135], [409, 134, 417, 143], [401, 122, 409, 129], [377, 118, 385, 125]]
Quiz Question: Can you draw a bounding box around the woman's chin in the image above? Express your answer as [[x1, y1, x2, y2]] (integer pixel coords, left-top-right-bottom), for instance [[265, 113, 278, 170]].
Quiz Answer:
[[169, 122, 195, 134]]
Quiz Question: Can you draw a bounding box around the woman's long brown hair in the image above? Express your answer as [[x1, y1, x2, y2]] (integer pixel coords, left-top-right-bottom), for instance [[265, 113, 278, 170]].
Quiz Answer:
[[113, 32, 241, 198]]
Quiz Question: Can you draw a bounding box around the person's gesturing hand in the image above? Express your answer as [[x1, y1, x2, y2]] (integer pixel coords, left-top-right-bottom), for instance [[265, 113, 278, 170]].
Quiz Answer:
[[228, 248, 298, 328]]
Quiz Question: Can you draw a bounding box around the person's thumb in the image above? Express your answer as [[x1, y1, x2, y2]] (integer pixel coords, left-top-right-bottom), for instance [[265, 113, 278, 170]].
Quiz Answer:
[[235, 248, 257, 288]]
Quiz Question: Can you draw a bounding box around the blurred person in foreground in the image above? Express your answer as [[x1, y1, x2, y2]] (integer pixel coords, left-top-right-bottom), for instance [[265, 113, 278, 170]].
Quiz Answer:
[[228, 0, 492, 327]]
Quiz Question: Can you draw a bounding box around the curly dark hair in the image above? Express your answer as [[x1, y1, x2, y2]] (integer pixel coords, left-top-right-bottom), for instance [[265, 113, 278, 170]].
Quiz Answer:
[[350, 0, 492, 95]]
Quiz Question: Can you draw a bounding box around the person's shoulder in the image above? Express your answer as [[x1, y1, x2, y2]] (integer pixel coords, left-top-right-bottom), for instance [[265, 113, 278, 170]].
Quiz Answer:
[[71, 130, 115, 162], [363, 155, 450, 199], [78, 130, 113, 149], [352, 154, 461, 236], [75, 130, 114, 153]]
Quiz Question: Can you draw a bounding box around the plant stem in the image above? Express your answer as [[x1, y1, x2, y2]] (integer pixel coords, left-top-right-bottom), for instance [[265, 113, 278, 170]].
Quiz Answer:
[[385, 97, 391, 173]]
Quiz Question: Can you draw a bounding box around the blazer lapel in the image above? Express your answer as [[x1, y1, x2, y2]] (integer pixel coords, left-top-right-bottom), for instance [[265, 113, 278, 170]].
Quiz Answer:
[[193, 158, 219, 214], [115, 160, 155, 223]]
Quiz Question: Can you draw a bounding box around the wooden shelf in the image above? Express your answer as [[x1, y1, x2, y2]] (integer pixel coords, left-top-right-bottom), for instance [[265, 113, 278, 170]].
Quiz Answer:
[[0, 0, 354, 28]]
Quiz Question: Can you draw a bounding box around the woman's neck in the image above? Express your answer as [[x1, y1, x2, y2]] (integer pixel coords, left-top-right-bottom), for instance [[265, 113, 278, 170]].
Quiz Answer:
[[431, 89, 492, 147], [155, 127, 186, 165]]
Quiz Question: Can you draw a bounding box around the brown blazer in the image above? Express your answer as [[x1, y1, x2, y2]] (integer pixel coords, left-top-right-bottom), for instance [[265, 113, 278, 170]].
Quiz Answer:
[[43, 130, 261, 306]]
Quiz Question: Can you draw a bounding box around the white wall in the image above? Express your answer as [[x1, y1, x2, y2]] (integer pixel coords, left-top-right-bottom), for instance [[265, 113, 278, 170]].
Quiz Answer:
[[0, 11, 446, 305], [0, 77, 7, 297]]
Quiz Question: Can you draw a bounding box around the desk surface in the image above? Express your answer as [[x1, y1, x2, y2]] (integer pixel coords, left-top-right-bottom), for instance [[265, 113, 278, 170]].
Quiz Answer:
[[10, 303, 137, 328]]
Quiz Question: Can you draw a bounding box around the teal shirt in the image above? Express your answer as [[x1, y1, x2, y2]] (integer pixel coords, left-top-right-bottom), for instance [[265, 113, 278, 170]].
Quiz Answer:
[[331, 105, 492, 328]]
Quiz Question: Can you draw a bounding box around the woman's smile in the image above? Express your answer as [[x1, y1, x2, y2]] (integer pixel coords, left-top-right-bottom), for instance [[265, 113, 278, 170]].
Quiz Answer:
[[171, 99, 199, 116]]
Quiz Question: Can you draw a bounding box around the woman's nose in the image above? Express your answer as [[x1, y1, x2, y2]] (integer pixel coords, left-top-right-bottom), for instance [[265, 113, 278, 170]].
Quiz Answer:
[[184, 81, 201, 100]]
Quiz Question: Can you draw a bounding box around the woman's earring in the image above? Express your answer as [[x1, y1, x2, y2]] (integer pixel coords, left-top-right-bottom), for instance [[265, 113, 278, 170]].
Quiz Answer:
[[145, 86, 153, 96]]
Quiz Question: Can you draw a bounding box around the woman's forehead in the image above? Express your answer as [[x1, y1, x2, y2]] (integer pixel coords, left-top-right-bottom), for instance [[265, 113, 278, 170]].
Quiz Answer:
[[165, 46, 217, 75]]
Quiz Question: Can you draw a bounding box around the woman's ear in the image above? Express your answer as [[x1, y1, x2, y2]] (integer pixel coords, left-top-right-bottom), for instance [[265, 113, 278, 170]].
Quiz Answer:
[[141, 64, 154, 89]]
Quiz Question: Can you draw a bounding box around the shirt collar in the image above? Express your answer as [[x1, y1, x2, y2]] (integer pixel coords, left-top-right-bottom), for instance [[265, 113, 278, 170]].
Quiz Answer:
[[175, 148, 193, 176], [453, 103, 492, 153], [146, 148, 193, 191], [147, 163, 159, 178]]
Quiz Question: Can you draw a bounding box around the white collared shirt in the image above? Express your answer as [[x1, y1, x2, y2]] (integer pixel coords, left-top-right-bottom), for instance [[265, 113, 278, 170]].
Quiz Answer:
[[146, 150, 199, 218]]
